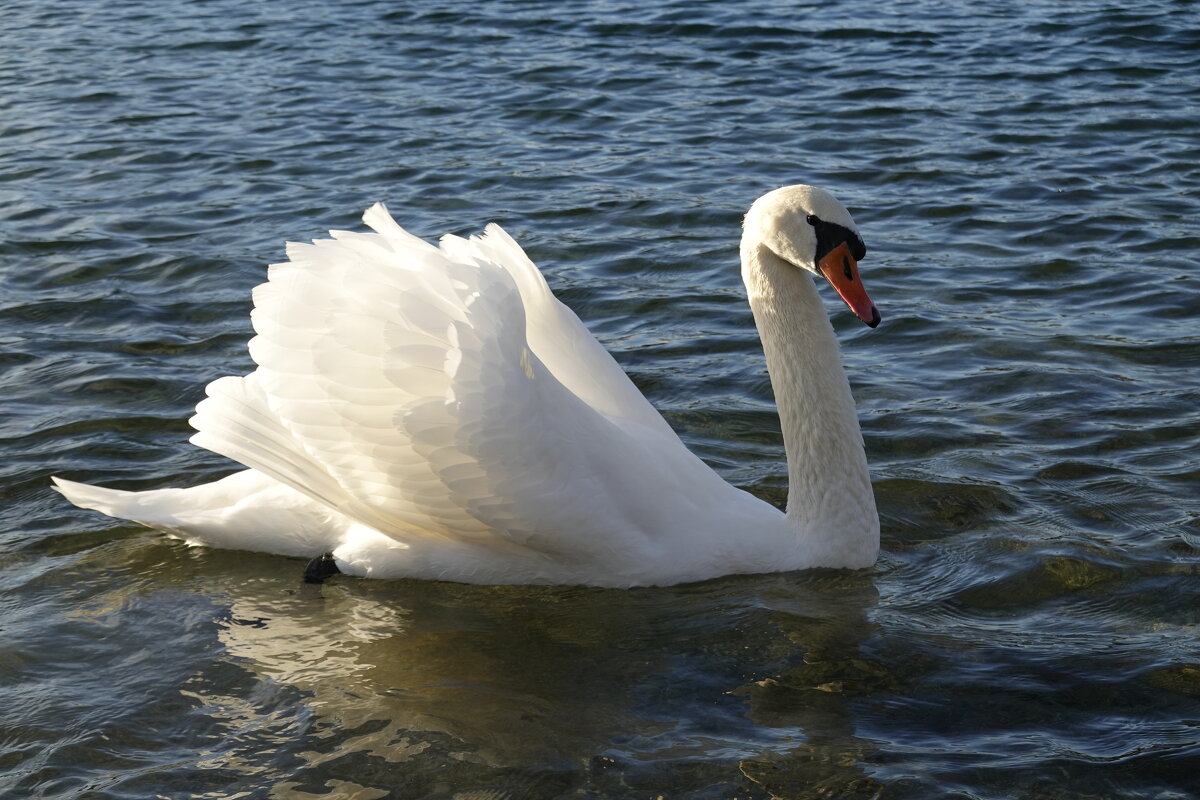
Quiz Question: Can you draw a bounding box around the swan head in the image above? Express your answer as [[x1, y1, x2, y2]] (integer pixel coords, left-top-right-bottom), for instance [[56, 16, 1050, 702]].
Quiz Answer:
[[744, 185, 881, 328]]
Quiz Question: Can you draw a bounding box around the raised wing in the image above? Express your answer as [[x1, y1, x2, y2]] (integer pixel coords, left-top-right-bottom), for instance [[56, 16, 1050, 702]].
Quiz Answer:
[[189, 205, 696, 553]]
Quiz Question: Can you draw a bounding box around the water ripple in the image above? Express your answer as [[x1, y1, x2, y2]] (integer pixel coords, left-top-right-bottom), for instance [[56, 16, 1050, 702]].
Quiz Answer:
[[2, 0, 1198, 797]]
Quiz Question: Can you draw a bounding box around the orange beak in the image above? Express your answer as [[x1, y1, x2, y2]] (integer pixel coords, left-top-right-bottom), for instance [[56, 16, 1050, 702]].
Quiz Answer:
[[817, 241, 881, 328]]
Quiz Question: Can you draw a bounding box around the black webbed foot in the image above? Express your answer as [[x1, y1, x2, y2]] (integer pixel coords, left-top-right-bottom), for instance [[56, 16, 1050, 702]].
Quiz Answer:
[[303, 552, 341, 584]]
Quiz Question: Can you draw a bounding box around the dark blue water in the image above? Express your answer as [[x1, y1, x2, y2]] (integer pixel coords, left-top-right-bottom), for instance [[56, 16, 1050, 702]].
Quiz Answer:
[[3, 1, 1199, 797]]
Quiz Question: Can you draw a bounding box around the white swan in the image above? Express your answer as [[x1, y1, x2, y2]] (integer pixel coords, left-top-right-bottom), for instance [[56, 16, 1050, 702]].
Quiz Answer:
[[53, 185, 881, 587]]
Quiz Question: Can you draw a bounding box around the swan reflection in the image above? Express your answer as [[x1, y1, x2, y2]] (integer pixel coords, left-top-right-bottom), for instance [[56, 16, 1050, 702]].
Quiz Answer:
[[193, 562, 884, 796]]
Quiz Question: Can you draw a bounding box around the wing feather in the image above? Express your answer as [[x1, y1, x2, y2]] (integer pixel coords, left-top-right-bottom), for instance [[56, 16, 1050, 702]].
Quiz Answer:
[[189, 204, 695, 554]]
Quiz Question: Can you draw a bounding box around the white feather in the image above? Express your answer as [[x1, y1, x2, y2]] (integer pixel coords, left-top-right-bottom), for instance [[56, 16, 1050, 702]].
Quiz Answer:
[[53, 187, 880, 587]]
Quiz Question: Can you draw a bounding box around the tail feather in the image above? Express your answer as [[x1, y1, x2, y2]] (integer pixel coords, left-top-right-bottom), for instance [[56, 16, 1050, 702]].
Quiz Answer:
[[51, 475, 230, 533], [52, 476, 144, 521], [52, 472, 348, 558]]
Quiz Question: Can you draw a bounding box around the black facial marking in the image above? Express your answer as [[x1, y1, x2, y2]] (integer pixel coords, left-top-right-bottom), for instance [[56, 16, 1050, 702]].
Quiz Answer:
[[806, 214, 867, 268]]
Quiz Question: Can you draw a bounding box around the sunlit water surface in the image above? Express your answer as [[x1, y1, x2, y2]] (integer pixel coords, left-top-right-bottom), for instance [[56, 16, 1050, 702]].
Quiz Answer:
[[2, 1, 1199, 798]]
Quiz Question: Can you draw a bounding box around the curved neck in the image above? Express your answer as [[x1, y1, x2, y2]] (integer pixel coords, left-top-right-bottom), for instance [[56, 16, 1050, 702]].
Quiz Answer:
[[740, 240, 879, 567]]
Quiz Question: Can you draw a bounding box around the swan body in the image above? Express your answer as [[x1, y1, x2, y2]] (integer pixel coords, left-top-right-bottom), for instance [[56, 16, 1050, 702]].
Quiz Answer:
[[54, 186, 881, 587]]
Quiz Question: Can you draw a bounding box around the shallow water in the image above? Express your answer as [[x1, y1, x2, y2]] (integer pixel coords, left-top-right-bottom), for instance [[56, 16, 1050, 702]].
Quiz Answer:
[[3, 0, 1199, 797]]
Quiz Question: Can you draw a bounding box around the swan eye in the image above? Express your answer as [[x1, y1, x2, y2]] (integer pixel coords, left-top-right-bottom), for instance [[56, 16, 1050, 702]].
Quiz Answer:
[[806, 214, 819, 226]]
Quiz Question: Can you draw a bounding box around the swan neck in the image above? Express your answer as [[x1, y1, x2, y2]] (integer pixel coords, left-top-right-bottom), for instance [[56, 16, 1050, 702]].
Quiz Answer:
[[740, 239, 878, 566]]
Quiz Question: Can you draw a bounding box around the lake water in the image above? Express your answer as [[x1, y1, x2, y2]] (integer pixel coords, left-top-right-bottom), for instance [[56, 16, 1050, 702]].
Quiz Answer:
[[2, 0, 1199, 797]]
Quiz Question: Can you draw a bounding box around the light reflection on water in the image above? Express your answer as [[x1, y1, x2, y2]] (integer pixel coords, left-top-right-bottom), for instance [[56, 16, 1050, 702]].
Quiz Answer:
[[79, 541, 884, 797], [245, 571, 867, 764], [3, 0, 1200, 796]]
